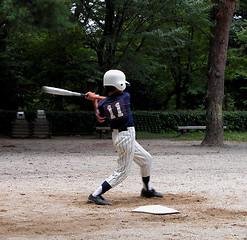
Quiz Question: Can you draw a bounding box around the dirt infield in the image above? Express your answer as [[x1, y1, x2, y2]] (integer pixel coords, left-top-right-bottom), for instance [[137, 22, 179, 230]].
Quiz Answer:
[[0, 136, 247, 240]]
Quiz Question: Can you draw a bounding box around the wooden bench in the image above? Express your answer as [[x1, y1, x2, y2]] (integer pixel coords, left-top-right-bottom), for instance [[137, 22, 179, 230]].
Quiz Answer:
[[95, 126, 111, 138], [177, 126, 227, 134]]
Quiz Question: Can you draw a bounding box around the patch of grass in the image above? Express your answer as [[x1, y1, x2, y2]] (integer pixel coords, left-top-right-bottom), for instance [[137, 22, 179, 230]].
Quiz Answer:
[[224, 131, 247, 142], [136, 131, 247, 142], [136, 131, 175, 139], [171, 131, 205, 141], [136, 131, 204, 140]]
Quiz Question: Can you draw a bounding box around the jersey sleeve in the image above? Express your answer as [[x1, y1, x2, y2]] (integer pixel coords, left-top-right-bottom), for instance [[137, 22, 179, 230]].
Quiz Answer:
[[95, 109, 106, 120], [96, 100, 106, 120]]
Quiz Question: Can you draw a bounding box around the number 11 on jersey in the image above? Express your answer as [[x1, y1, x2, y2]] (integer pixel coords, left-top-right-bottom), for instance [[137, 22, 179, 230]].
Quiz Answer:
[[107, 102, 124, 120]]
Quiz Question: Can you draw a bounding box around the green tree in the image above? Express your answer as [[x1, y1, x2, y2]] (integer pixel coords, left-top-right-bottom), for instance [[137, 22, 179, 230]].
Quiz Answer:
[[0, 0, 74, 110], [72, 0, 174, 92], [71, 0, 211, 110], [225, 2, 247, 110], [147, 1, 210, 110], [2, 0, 240, 113], [20, 30, 97, 111]]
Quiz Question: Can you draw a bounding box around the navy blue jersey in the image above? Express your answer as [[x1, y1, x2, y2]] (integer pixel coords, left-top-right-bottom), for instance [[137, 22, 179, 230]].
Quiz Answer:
[[97, 92, 134, 130]]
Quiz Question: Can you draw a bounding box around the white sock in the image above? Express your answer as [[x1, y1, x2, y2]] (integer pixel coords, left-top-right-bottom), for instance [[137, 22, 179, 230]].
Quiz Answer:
[[143, 182, 151, 191], [92, 186, 103, 197]]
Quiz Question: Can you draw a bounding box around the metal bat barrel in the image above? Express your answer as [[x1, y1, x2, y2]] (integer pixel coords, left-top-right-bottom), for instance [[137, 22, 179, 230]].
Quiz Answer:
[[42, 86, 86, 97]]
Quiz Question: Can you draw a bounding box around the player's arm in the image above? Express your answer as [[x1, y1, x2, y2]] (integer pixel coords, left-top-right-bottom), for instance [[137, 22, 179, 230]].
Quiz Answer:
[[86, 92, 106, 123], [86, 91, 106, 101], [92, 99, 105, 123]]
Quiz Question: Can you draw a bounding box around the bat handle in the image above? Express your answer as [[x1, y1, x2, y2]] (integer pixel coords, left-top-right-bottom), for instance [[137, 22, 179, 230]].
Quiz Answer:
[[82, 94, 100, 98]]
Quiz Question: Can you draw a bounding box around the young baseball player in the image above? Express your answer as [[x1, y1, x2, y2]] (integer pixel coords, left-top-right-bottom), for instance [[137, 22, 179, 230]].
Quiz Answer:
[[86, 70, 163, 205]]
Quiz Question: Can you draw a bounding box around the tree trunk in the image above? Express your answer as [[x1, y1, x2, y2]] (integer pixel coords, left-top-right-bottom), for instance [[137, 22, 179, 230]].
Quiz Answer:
[[201, 0, 235, 147]]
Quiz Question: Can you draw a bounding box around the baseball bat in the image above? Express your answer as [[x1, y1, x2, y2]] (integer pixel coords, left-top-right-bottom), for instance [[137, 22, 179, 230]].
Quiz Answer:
[[41, 86, 87, 97]]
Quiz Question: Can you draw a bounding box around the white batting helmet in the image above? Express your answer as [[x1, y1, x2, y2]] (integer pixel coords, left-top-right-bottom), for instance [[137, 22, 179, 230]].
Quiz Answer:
[[103, 70, 130, 91]]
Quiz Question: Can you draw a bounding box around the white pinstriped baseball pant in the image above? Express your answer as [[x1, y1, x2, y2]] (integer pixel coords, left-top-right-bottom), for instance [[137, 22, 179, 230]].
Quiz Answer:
[[105, 127, 152, 188]]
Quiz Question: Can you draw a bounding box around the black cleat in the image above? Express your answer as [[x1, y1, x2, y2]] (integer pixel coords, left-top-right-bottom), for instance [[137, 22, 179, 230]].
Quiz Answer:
[[141, 188, 163, 198], [87, 194, 112, 205]]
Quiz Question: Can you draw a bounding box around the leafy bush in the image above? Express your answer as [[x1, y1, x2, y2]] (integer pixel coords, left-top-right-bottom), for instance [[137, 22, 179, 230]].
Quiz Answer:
[[133, 112, 162, 133], [46, 112, 96, 135], [159, 111, 247, 132], [159, 111, 206, 131], [0, 111, 247, 136], [224, 112, 247, 131]]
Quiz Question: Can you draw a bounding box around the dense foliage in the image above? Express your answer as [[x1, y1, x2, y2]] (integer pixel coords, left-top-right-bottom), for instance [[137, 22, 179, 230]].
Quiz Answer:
[[0, 0, 246, 111]]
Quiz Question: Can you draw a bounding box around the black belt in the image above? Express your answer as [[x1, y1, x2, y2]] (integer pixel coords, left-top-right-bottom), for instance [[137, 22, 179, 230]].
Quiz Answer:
[[112, 127, 128, 132], [118, 127, 128, 132], [113, 126, 134, 132]]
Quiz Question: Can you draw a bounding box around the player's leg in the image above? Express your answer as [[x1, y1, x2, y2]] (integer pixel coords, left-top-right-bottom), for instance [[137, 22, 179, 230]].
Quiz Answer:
[[87, 181, 112, 205], [133, 141, 152, 179], [105, 127, 135, 187], [133, 141, 163, 198], [88, 128, 135, 205]]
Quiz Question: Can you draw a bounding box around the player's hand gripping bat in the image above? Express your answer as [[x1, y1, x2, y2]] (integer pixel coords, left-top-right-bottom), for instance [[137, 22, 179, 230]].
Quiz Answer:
[[41, 86, 87, 97]]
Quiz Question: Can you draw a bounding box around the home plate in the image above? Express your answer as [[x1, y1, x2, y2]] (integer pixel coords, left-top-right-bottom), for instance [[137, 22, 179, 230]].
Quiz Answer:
[[132, 205, 180, 215]]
